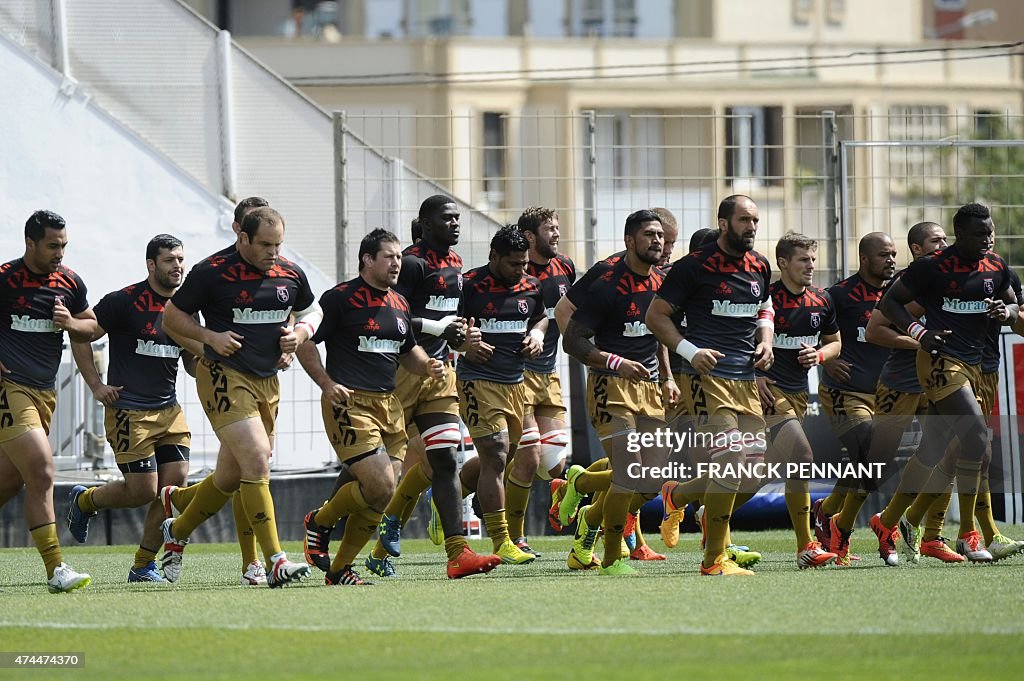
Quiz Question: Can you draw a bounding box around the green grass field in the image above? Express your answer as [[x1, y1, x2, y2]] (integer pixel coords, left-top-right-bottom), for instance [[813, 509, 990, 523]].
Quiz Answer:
[[2, 530, 1024, 680]]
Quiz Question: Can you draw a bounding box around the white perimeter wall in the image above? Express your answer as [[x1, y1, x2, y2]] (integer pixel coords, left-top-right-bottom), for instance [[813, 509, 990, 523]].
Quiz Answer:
[[0, 36, 336, 470]]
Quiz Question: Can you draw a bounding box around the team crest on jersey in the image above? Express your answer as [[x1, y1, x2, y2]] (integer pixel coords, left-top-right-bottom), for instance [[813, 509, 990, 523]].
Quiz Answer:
[[276, 286, 290, 303], [558, 284, 567, 297], [810, 312, 821, 328], [397, 318, 407, 335], [984, 278, 994, 294], [517, 299, 529, 314], [750, 281, 761, 297]]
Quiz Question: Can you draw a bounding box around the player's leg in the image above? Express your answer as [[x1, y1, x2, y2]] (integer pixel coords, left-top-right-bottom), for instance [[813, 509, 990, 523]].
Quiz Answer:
[[129, 457, 188, 582], [326, 449, 395, 586], [506, 409, 541, 553]]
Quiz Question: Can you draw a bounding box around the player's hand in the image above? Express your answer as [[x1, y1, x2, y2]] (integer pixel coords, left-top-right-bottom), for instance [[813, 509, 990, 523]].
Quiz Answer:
[[52, 297, 72, 331], [276, 352, 294, 370], [919, 329, 952, 356], [0, 358, 9, 375], [90, 383, 123, 407], [279, 326, 300, 354], [321, 380, 352, 407], [617, 359, 651, 382], [823, 357, 852, 383], [520, 334, 543, 359], [756, 376, 776, 411], [426, 358, 445, 379], [690, 348, 725, 376], [798, 343, 820, 368], [208, 330, 244, 357], [441, 317, 468, 346], [753, 341, 774, 371], [465, 340, 494, 363], [985, 298, 1010, 321], [662, 378, 680, 408]]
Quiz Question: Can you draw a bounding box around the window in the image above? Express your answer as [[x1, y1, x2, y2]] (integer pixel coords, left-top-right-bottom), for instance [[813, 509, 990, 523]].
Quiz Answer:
[[792, 0, 813, 25], [571, 0, 637, 37], [594, 111, 665, 189], [826, 0, 846, 25], [482, 112, 506, 209], [887, 105, 949, 193], [726, 106, 783, 187]]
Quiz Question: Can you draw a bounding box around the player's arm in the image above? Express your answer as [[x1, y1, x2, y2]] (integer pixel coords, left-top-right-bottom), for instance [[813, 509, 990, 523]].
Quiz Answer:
[[988, 285, 1019, 326], [562, 316, 649, 381], [55, 305, 98, 343], [179, 349, 199, 378], [647, 297, 723, 376], [280, 299, 323, 355], [521, 305, 548, 359], [753, 298, 775, 371], [865, 306, 922, 350], [296, 341, 351, 406], [163, 301, 243, 358], [797, 331, 841, 369], [398, 345, 445, 379], [553, 296, 576, 335], [70, 336, 122, 407], [878, 278, 950, 354]]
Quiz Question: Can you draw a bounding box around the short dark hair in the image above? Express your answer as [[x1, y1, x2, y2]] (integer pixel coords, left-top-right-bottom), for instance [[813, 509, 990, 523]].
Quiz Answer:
[[689, 227, 719, 252], [358, 228, 401, 270], [146, 234, 183, 261], [410, 217, 422, 243], [25, 210, 66, 242], [624, 209, 662, 239], [233, 197, 269, 225], [490, 225, 529, 257], [419, 194, 455, 220], [858, 232, 892, 258], [517, 206, 558, 234], [907, 221, 941, 248], [776, 232, 817, 262], [953, 203, 991, 234], [717, 194, 754, 221], [240, 207, 284, 240]]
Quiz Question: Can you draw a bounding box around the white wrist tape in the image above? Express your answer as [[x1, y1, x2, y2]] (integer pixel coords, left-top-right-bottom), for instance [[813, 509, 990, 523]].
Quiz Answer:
[[528, 328, 545, 344], [675, 338, 700, 362], [421, 315, 457, 337]]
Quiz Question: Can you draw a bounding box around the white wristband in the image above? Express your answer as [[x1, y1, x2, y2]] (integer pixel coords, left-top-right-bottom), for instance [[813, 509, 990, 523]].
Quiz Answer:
[[908, 322, 926, 342], [675, 338, 700, 362], [421, 315, 457, 337], [528, 328, 546, 344]]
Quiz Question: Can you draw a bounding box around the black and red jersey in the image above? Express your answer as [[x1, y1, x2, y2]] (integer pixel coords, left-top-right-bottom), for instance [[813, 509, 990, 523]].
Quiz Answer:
[[395, 240, 463, 360], [94, 280, 182, 410], [525, 254, 576, 374], [312, 277, 416, 393], [572, 258, 665, 381], [821, 273, 888, 394], [982, 269, 1022, 374], [171, 249, 315, 378], [565, 251, 623, 307], [758, 281, 838, 393], [0, 258, 89, 390], [877, 269, 921, 393], [457, 265, 544, 385], [658, 243, 772, 381], [900, 245, 1011, 367]]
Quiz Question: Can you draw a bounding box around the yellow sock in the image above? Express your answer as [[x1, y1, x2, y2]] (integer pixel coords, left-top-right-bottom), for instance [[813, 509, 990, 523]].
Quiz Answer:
[[134, 545, 158, 570], [505, 475, 532, 539], [670, 476, 707, 509], [331, 507, 382, 572], [702, 479, 737, 567], [173, 474, 232, 538], [315, 481, 368, 528], [820, 489, 845, 516], [835, 491, 868, 532], [483, 510, 510, 552], [384, 463, 431, 517], [785, 479, 812, 548], [587, 457, 610, 472], [444, 535, 469, 562], [171, 482, 200, 510], [238, 478, 282, 565], [922, 486, 952, 542], [232, 491, 258, 570], [956, 460, 983, 536], [905, 482, 940, 527], [601, 491, 631, 567], [898, 464, 955, 531], [975, 474, 998, 545], [585, 494, 605, 527], [575, 470, 612, 494], [732, 491, 756, 510], [30, 523, 62, 579], [77, 486, 100, 513], [879, 457, 935, 528]]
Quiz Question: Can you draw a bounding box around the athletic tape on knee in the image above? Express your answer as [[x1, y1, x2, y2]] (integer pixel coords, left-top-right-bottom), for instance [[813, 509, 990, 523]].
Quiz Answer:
[[709, 428, 741, 460], [420, 423, 462, 452], [519, 427, 541, 448], [537, 429, 568, 479]]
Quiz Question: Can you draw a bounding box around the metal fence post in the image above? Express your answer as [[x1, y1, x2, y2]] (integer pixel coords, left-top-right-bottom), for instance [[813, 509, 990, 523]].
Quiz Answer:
[[822, 110, 840, 282], [838, 141, 851, 278], [52, 0, 71, 79], [333, 110, 348, 283], [216, 30, 237, 201], [583, 110, 598, 269]]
